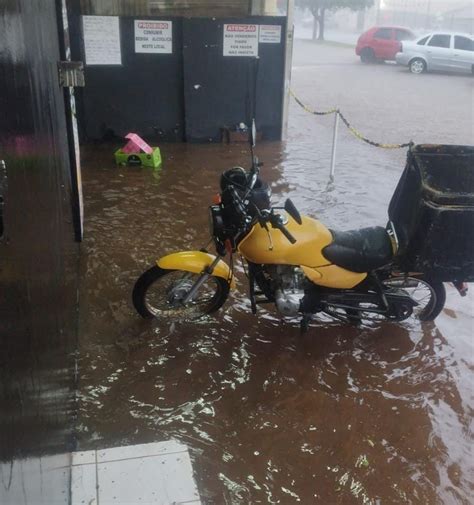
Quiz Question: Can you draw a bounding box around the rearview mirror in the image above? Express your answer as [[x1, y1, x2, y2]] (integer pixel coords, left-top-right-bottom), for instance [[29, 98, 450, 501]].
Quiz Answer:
[[250, 118, 256, 148], [285, 198, 302, 225]]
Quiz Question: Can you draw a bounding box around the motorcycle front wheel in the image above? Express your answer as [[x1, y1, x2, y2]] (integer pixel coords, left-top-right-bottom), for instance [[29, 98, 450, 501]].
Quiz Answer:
[[133, 266, 230, 320]]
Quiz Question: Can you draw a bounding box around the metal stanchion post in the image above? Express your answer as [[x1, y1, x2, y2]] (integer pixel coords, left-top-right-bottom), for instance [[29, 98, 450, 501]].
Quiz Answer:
[[329, 112, 339, 182]]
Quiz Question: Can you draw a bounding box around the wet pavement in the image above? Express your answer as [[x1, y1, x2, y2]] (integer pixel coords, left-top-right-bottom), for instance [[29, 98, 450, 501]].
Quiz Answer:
[[77, 42, 473, 504]]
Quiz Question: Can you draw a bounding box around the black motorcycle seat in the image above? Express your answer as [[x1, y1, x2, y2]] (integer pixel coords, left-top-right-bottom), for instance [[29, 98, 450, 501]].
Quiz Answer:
[[322, 226, 394, 273]]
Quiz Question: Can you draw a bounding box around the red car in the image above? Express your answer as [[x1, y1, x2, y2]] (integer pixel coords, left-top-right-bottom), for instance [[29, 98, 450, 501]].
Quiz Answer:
[[356, 26, 416, 63]]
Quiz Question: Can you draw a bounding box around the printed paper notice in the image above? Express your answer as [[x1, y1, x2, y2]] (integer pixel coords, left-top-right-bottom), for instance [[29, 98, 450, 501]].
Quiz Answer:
[[83, 16, 121, 65], [135, 20, 172, 54], [259, 25, 281, 44], [223, 24, 258, 57]]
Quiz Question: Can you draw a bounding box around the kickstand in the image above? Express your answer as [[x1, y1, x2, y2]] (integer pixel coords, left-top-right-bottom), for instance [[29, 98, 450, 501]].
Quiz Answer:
[[300, 315, 311, 335], [248, 266, 257, 315], [371, 272, 389, 310]]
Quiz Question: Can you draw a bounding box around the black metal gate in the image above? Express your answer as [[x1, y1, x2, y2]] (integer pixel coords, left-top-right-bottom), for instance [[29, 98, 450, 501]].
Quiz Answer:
[[183, 16, 286, 142], [70, 12, 186, 142], [70, 12, 286, 143]]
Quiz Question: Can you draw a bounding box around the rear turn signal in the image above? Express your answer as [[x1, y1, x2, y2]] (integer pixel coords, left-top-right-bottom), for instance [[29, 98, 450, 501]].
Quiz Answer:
[[212, 193, 222, 205], [453, 281, 468, 297]]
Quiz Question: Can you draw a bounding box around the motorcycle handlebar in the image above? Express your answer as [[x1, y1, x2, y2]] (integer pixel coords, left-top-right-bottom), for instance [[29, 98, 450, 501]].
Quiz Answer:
[[271, 215, 297, 244], [246, 157, 260, 193], [229, 186, 247, 218], [276, 222, 297, 244], [226, 171, 297, 245]]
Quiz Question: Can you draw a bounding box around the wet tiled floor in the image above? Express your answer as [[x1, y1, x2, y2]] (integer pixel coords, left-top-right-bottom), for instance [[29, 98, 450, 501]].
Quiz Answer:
[[71, 441, 200, 505]]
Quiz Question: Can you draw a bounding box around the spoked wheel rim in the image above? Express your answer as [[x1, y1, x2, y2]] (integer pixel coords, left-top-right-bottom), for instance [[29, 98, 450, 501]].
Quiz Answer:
[[324, 276, 437, 325], [382, 277, 436, 320], [410, 60, 425, 74], [144, 271, 224, 320]]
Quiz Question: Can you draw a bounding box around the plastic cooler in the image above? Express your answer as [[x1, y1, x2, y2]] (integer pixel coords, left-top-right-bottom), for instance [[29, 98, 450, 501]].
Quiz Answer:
[[389, 144, 474, 282]]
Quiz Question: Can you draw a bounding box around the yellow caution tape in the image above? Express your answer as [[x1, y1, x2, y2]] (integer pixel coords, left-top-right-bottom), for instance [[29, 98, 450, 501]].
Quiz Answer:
[[290, 89, 412, 149]]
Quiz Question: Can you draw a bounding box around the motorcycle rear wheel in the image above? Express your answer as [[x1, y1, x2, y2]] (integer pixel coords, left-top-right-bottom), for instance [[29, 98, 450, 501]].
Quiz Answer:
[[133, 266, 230, 320], [339, 276, 446, 323], [383, 276, 446, 321]]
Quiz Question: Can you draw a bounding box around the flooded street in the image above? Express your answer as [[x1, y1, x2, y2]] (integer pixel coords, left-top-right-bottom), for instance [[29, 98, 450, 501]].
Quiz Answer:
[[77, 42, 473, 504]]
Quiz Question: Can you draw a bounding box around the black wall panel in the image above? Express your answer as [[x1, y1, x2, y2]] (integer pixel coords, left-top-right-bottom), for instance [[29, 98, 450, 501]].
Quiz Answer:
[[72, 14, 286, 143], [0, 0, 79, 500], [78, 16, 185, 142], [182, 16, 286, 142]]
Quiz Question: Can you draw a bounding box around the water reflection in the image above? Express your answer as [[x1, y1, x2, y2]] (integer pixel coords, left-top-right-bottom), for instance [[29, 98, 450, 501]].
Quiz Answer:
[[77, 140, 473, 504]]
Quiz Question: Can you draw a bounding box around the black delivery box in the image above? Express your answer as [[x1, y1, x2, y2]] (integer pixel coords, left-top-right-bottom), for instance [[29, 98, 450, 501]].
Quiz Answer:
[[389, 144, 474, 282]]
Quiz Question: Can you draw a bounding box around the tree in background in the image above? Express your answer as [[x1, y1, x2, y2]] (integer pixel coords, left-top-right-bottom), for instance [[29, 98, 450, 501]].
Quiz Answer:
[[297, 0, 374, 41]]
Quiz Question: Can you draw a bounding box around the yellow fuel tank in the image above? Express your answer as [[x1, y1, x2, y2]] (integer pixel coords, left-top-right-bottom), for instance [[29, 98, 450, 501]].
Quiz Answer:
[[238, 213, 366, 289], [238, 213, 333, 267]]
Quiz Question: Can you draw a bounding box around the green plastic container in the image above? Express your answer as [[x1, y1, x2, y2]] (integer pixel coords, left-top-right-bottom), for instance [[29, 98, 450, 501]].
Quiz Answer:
[[114, 147, 162, 168]]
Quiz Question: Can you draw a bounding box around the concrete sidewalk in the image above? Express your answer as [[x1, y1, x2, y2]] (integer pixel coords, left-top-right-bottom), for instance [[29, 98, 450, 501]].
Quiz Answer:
[[72, 441, 201, 505]]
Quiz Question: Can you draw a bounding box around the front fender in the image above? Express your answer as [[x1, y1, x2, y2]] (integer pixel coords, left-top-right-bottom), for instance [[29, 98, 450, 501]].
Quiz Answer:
[[157, 251, 235, 289]]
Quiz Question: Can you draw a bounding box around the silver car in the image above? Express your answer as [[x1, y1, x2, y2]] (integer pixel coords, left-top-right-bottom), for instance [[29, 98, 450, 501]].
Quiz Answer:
[[396, 32, 474, 74]]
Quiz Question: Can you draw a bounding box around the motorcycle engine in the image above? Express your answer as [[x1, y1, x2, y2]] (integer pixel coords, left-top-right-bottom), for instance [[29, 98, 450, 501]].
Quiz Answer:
[[267, 266, 306, 316]]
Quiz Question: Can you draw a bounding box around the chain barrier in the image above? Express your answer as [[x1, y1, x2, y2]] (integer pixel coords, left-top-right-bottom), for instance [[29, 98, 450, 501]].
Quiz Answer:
[[290, 89, 412, 150], [289, 89, 338, 116]]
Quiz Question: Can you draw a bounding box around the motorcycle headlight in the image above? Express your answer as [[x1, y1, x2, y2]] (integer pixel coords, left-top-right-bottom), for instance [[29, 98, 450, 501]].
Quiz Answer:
[[208, 205, 224, 237]]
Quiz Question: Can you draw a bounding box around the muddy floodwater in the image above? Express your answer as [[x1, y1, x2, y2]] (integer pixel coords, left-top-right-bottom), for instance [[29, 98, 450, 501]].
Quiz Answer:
[[78, 43, 473, 504]]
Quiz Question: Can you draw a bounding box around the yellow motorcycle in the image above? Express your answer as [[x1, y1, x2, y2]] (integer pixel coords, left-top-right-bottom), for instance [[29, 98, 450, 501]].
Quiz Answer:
[[133, 152, 452, 331]]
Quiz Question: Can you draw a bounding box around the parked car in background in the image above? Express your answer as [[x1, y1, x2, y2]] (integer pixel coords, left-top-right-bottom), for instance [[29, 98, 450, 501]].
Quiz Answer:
[[396, 32, 474, 74], [356, 26, 416, 63]]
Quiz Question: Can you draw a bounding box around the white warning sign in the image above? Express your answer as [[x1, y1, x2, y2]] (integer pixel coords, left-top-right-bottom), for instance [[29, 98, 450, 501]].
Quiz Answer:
[[223, 24, 258, 57], [259, 25, 282, 44], [83, 15, 122, 65], [134, 20, 172, 54]]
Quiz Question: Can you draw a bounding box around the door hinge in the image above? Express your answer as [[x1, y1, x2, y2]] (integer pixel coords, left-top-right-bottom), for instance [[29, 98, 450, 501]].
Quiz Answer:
[[0, 160, 6, 240], [58, 61, 85, 87]]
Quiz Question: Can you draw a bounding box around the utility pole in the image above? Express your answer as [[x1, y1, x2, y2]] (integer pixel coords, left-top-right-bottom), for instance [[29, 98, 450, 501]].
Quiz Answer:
[[356, 9, 366, 32], [425, 0, 432, 30], [281, 0, 295, 140], [375, 0, 382, 25]]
